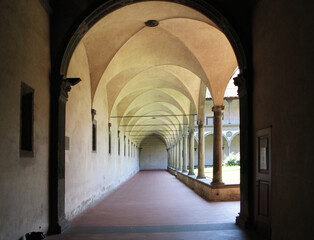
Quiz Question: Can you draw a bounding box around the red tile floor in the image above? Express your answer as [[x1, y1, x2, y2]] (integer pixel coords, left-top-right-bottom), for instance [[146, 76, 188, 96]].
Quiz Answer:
[[47, 171, 264, 240]]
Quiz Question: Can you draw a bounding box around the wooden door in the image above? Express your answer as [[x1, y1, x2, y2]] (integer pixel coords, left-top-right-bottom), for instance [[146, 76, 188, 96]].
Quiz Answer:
[[255, 127, 271, 238]]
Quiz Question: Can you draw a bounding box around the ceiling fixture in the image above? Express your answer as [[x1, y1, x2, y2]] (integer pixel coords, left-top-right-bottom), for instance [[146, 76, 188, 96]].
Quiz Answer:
[[145, 20, 159, 27]]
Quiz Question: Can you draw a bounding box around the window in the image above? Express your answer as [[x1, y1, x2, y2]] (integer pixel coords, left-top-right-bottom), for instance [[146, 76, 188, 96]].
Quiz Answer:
[[92, 120, 97, 152], [124, 136, 126, 156], [206, 116, 213, 125], [128, 139, 130, 157], [20, 82, 34, 157], [108, 123, 111, 154], [118, 131, 120, 155]]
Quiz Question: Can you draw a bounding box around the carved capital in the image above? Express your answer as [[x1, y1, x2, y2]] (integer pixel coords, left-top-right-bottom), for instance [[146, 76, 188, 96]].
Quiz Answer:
[[233, 73, 247, 97], [59, 78, 81, 103], [197, 120, 204, 127], [91, 109, 96, 120], [59, 80, 72, 103], [212, 105, 225, 112]]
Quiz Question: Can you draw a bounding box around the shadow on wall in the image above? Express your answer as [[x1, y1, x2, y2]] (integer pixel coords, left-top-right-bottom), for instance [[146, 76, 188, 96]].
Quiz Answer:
[[140, 138, 167, 170]]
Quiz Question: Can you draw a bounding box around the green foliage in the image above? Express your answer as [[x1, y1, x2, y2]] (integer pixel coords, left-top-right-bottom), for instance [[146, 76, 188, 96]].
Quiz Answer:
[[223, 152, 240, 166]]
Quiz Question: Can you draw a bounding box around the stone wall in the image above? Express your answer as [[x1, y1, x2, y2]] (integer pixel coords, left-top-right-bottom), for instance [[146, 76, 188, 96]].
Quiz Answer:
[[170, 170, 240, 201]]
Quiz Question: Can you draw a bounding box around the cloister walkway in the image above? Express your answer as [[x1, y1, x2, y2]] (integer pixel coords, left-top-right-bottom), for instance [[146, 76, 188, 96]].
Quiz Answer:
[[47, 171, 262, 240]]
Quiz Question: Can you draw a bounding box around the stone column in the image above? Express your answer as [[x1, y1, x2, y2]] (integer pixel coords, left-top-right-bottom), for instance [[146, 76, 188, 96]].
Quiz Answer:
[[227, 99, 232, 124], [182, 133, 188, 172], [197, 120, 206, 178], [173, 144, 177, 168], [234, 72, 254, 228], [167, 148, 170, 167], [49, 78, 81, 234], [212, 106, 225, 185], [170, 146, 173, 167], [188, 128, 195, 175], [175, 143, 178, 169], [173, 146, 175, 168], [177, 142, 180, 169], [178, 137, 183, 171]]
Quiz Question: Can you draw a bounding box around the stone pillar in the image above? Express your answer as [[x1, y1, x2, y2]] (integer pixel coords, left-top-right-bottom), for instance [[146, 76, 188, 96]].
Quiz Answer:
[[167, 148, 170, 167], [228, 141, 231, 155], [212, 106, 225, 185], [188, 128, 195, 175], [170, 147, 173, 167], [177, 142, 180, 169], [173, 146, 175, 168], [197, 120, 206, 178], [234, 72, 254, 228], [175, 143, 178, 169], [227, 99, 232, 124], [49, 78, 81, 234], [173, 144, 177, 168], [182, 133, 188, 172], [178, 137, 182, 171]]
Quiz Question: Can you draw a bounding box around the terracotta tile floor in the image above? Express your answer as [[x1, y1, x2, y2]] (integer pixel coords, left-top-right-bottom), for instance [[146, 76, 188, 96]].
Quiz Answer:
[[47, 171, 264, 240]]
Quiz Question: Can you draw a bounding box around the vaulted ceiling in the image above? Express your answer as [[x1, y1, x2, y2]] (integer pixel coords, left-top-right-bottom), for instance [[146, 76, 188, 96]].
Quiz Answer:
[[67, 1, 238, 147]]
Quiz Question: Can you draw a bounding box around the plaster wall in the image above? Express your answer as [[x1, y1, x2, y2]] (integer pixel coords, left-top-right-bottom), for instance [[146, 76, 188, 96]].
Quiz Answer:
[[0, 0, 50, 239], [65, 42, 139, 220], [252, 0, 314, 238], [140, 139, 167, 170]]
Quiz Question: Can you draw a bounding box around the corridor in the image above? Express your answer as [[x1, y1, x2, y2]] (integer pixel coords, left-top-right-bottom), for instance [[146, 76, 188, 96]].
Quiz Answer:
[[47, 171, 262, 240]]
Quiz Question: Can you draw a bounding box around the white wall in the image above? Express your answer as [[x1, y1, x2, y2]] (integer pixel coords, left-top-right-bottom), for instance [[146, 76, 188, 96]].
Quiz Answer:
[[0, 1, 50, 239], [140, 139, 167, 170], [65, 41, 140, 220]]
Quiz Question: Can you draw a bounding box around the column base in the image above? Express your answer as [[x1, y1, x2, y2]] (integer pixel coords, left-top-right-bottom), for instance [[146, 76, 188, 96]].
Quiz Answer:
[[211, 181, 224, 186], [197, 175, 206, 179], [236, 213, 253, 229], [188, 171, 195, 175]]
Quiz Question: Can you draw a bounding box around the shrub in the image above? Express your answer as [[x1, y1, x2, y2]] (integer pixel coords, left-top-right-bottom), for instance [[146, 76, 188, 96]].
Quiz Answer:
[[223, 152, 240, 166]]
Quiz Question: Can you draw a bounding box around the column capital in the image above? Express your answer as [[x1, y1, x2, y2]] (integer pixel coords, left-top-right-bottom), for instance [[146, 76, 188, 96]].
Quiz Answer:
[[212, 105, 225, 112], [91, 108, 96, 120], [233, 72, 247, 97], [59, 80, 72, 103], [197, 120, 204, 127], [59, 78, 81, 103]]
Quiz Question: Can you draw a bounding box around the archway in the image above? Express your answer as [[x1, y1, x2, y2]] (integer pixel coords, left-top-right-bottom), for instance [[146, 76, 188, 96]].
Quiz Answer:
[[50, 0, 249, 233]]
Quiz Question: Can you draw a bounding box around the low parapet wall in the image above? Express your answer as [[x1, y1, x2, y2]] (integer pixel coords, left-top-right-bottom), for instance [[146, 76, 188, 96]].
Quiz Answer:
[[167, 167, 240, 201]]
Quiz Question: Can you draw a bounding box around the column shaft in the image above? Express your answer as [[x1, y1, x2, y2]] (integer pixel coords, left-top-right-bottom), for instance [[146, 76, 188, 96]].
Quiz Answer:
[[212, 106, 224, 185], [178, 138, 182, 171], [188, 129, 195, 175], [183, 134, 188, 172], [171, 147, 174, 167], [174, 144, 177, 169], [197, 120, 206, 178], [177, 142, 180, 169]]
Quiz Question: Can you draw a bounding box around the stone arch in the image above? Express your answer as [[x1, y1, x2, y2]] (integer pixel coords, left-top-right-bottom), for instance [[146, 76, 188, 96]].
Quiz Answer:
[[51, 0, 249, 233]]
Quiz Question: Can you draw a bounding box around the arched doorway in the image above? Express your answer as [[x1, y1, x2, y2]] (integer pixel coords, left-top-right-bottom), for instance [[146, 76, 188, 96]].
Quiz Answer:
[[50, 0, 250, 233]]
